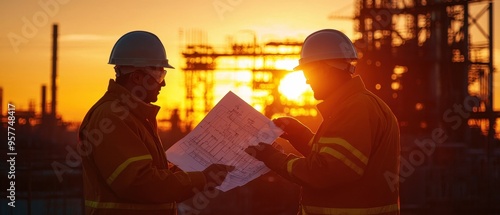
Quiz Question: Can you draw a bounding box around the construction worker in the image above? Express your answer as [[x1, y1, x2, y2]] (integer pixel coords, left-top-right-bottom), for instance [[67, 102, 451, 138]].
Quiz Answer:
[[78, 31, 233, 215], [246, 29, 400, 214]]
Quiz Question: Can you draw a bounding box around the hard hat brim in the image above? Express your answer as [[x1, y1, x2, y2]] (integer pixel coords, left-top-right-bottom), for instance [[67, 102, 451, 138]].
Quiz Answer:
[[293, 64, 302, 71], [109, 59, 175, 69]]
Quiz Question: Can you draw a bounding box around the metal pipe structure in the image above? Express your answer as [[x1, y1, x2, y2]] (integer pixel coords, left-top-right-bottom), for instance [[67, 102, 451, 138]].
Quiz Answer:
[[41, 85, 47, 117], [51, 24, 58, 119]]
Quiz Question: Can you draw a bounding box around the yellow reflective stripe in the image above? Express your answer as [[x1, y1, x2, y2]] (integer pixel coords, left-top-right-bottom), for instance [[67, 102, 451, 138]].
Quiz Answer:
[[320, 148, 364, 175], [287, 157, 300, 176], [318, 137, 368, 165], [85, 200, 175, 210], [302, 203, 399, 215], [106, 155, 152, 185]]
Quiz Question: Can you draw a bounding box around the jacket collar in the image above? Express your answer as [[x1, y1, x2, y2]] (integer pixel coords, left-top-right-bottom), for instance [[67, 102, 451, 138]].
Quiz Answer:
[[106, 79, 160, 121], [316, 76, 366, 118]]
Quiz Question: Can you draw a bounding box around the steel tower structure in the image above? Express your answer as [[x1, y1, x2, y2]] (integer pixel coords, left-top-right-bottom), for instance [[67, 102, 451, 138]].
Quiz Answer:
[[349, 0, 498, 212]]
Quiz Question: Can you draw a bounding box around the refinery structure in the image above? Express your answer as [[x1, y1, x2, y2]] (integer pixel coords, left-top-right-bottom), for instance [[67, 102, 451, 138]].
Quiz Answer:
[[180, 30, 316, 127], [1, 0, 499, 214]]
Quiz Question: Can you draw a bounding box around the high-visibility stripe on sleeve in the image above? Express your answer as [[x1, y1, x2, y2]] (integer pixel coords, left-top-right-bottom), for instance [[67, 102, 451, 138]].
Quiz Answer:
[[318, 137, 368, 165], [85, 200, 175, 210], [286, 157, 301, 176], [301, 203, 399, 215], [106, 155, 152, 185], [319, 148, 364, 175]]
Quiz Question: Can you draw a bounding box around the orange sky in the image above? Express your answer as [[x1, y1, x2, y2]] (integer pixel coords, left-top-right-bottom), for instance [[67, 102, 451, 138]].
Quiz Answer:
[[1, 1, 499, 123]]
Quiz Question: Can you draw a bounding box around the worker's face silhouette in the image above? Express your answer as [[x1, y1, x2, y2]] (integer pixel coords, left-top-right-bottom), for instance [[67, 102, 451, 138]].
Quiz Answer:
[[302, 63, 333, 100], [130, 70, 166, 103], [142, 72, 166, 103]]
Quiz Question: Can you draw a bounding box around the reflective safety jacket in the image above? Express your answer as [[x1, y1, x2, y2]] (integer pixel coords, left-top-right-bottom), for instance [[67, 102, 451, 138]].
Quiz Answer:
[[269, 76, 400, 215], [78, 80, 206, 215]]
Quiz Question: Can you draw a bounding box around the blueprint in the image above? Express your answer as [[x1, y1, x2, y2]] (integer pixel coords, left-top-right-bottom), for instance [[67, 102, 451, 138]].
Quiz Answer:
[[166, 91, 283, 191]]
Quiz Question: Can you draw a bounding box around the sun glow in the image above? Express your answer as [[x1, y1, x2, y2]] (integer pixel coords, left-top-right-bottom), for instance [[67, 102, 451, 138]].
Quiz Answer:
[[278, 71, 311, 101], [275, 59, 299, 70]]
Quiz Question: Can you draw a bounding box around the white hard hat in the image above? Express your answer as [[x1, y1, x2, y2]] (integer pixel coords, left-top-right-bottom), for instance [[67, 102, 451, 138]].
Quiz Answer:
[[295, 29, 357, 71], [109, 31, 174, 69]]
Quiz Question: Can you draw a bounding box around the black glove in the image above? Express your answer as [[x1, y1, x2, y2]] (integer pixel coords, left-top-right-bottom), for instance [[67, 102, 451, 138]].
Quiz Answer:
[[202, 164, 234, 187], [245, 142, 286, 171], [273, 117, 314, 155]]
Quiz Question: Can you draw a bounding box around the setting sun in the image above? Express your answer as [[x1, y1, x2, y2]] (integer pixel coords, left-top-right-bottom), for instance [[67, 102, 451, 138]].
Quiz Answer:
[[278, 71, 311, 101]]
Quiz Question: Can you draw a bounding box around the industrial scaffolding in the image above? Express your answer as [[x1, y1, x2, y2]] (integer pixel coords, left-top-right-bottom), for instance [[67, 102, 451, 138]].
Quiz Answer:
[[346, 0, 498, 212], [349, 0, 496, 139], [180, 30, 316, 128]]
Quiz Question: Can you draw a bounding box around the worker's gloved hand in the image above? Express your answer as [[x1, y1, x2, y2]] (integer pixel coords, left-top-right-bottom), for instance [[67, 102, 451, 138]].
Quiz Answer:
[[245, 142, 286, 171], [273, 117, 313, 141], [202, 164, 234, 187], [273, 117, 314, 155], [167, 161, 181, 172]]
